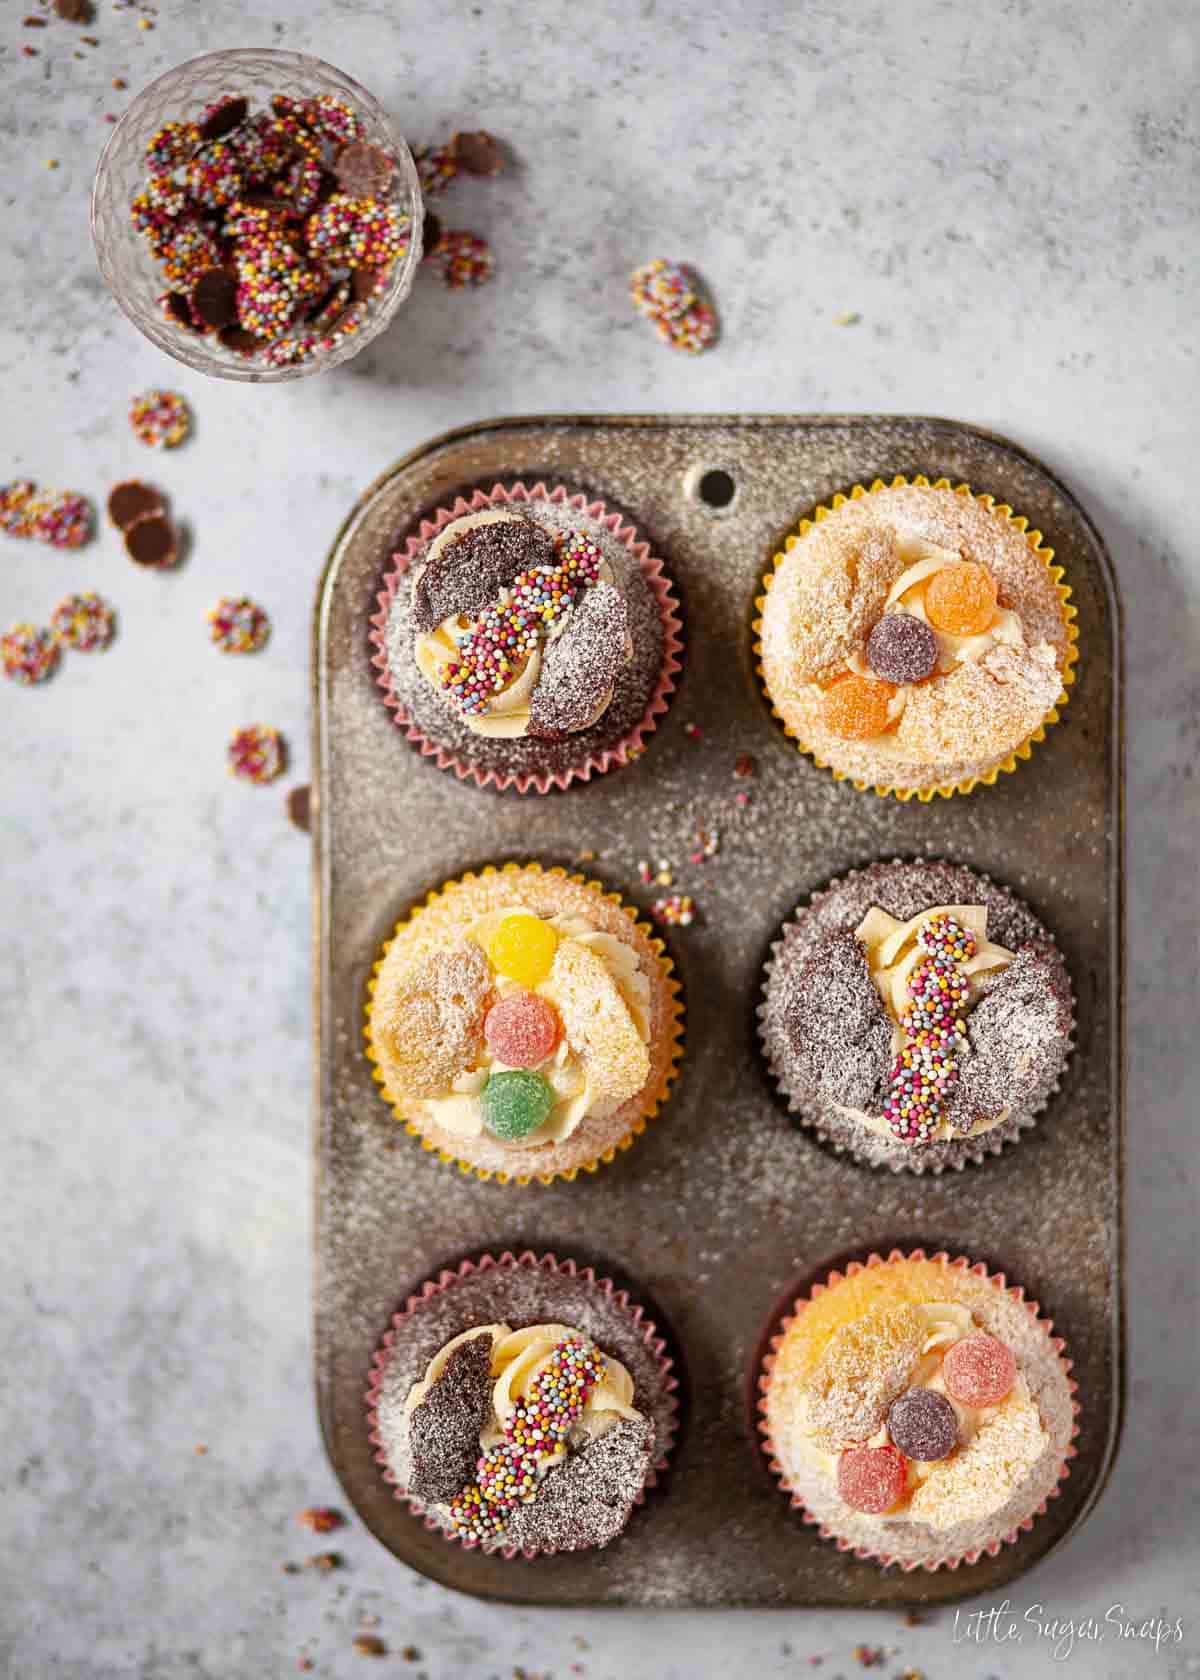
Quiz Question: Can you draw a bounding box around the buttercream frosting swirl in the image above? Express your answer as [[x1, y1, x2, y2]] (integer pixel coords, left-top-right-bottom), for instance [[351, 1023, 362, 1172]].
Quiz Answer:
[[404, 1321, 642, 1455]]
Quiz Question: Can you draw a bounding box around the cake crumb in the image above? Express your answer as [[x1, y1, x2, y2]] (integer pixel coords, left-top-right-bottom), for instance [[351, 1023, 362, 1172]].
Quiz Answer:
[[298, 1506, 345, 1533]]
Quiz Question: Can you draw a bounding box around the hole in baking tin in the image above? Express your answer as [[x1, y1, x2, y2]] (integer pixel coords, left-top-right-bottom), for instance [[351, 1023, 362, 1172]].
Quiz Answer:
[[695, 467, 737, 510]]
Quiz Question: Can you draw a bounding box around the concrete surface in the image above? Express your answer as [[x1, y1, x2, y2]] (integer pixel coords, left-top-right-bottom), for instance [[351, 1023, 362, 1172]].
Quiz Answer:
[[1, 1, 1197, 1676]]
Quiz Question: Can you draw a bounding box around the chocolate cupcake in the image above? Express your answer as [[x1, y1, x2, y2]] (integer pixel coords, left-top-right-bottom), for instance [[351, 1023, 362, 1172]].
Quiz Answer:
[[367, 1250, 678, 1557], [759, 859, 1074, 1173], [370, 482, 683, 793], [758, 1249, 1079, 1571], [754, 477, 1078, 799]]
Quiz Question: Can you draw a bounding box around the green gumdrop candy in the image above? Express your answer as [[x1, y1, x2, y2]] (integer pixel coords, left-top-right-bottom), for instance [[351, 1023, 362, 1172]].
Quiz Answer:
[[480, 1069, 554, 1140]]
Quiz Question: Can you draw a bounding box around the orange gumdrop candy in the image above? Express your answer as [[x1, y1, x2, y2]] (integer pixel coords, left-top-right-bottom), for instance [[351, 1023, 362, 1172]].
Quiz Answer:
[[819, 672, 895, 740], [924, 561, 998, 636]]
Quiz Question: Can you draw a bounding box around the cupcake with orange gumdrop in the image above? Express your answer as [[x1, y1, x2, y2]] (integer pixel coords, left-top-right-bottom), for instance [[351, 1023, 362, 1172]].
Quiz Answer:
[[757, 1249, 1079, 1571], [753, 477, 1078, 799], [364, 863, 684, 1185]]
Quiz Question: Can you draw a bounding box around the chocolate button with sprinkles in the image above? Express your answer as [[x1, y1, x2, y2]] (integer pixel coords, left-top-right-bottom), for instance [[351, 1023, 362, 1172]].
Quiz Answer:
[[219, 325, 262, 356], [334, 140, 395, 198], [192, 266, 239, 328], [197, 95, 249, 142]]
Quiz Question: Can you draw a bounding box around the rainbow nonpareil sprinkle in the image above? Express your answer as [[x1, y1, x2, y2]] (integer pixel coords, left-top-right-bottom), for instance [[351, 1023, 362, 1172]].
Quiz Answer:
[[882, 914, 977, 1144], [448, 1336, 607, 1543], [440, 532, 603, 716]]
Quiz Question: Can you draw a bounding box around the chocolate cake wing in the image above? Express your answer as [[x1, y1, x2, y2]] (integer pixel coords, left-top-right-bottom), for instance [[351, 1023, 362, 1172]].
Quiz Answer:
[[778, 930, 892, 1112], [946, 942, 1073, 1133], [410, 512, 555, 632], [405, 1332, 493, 1504], [527, 581, 629, 740], [502, 1416, 654, 1552]]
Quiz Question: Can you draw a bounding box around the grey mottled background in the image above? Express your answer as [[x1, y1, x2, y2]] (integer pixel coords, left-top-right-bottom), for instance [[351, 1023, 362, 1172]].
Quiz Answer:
[[1, 1, 1198, 1677]]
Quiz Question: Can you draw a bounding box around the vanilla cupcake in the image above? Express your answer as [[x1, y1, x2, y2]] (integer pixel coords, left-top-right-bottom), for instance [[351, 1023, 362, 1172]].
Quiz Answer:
[[365, 863, 683, 1183], [371, 483, 682, 793], [758, 1249, 1078, 1570], [755, 478, 1077, 797], [759, 859, 1074, 1172], [367, 1250, 679, 1557]]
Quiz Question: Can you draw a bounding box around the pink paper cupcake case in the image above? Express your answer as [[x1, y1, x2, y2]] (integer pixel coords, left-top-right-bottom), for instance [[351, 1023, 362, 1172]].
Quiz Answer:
[[365, 1248, 680, 1559], [368, 481, 683, 794], [756, 1248, 1081, 1573]]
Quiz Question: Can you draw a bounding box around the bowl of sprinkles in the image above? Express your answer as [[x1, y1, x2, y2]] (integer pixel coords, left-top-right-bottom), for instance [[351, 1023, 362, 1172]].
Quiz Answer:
[[91, 49, 424, 382]]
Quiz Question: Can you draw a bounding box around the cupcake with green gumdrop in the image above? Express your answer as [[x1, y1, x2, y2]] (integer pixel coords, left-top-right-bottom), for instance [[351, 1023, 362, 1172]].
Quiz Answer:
[[364, 862, 684, 1185]]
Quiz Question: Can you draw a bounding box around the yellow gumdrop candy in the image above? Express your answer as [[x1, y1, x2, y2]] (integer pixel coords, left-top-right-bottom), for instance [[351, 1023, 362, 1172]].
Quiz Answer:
[[484, 913, 559, 987]]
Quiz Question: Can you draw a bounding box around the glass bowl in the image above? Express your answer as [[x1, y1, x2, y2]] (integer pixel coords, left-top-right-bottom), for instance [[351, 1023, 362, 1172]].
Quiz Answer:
[[91, 48, 424, 383]]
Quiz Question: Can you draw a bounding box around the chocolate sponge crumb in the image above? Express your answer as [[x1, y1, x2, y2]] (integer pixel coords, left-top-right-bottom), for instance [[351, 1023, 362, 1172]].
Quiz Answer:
[[528, 581, 629, 738], [947, 942, 1074, 1132], [411, 515, 553, 632], [502, 1416, 654, 1552], [777, 930, 892, 1112], [406, 1332, 493, 1504]]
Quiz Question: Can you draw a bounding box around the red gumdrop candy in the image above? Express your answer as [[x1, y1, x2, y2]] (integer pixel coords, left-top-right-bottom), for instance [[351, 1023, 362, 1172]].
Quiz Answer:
[[836, 1443, 908, 1514], [483, 990, 560, 1069], [941, 1333, 1017, 1407]]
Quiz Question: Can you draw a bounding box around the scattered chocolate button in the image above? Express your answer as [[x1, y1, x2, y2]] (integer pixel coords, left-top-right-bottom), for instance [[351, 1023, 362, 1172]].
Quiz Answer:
[[54, 0, 92, 21], [287, 784, 312, 832], [197, 95, 248, 143], [192, 266, 239, 329], [107, 479, 165, 531], [123, 512, 178, 569], [334, 140, 395, 198], [450, 129, 505, 176], [421, 208, 443, 255]]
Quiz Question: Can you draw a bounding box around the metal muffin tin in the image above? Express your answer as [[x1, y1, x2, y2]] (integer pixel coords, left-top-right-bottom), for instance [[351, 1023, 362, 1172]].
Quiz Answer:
[[313, 415, 1123, 1608]]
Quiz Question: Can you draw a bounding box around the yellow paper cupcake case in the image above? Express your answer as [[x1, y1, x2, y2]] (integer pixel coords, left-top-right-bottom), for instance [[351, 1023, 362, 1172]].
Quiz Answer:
[[363, 862, 685, 1186], [752, 475, 1081, 801]]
